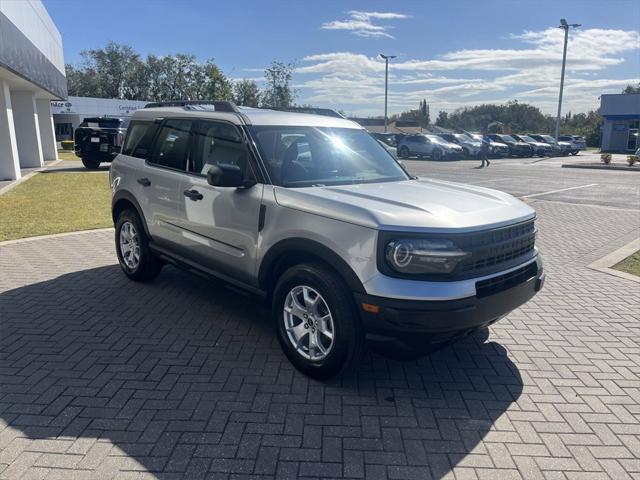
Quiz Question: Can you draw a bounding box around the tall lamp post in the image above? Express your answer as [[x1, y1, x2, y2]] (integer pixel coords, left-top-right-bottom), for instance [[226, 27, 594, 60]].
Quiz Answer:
[[555, 18, 581, 140], [380, 53, 396, 132]]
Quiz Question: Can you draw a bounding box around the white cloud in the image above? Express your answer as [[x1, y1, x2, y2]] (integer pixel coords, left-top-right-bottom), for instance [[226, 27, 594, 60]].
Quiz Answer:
[[292, 28, 640, 115], [321, 11, 409, 39]]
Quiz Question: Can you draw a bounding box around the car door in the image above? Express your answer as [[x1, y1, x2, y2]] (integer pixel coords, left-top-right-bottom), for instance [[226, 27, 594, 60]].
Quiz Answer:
[[413, 136, 429, 155], [142, 118, 193, 249], [178, 120, 264, 285]]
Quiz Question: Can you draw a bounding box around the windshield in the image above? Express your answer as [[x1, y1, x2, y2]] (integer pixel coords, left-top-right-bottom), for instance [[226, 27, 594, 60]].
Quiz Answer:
[[542, 135, 557, 143], [454, 134, 470, 141], [80, 117, 128, 129], [249, 126, 409, 187], [520, 135, 535, 142], [426, 134, 448, 145], [500, 135, 517, 142]]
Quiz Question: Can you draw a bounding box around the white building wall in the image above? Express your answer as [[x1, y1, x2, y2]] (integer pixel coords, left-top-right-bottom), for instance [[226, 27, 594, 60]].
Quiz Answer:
[[0, 0, 64, 74], [52, 96, 149, 140], [36, 98, 57, 161], [12, 91, 44, 168], [0, 80, 20, 180]]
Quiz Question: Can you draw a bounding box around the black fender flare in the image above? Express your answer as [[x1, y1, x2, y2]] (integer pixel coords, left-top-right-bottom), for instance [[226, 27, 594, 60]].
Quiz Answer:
[[258, 238, 366, 294], [111, 190, 150, 237]]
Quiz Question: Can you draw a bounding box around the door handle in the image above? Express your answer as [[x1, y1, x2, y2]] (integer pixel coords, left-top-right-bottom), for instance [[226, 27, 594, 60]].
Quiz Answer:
[[137, 177, 151, 187], [183, 189, 203, 201]]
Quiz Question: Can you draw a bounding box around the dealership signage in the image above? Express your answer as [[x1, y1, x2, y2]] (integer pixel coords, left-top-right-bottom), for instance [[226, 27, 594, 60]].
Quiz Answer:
[[50, 97, 148, 116]]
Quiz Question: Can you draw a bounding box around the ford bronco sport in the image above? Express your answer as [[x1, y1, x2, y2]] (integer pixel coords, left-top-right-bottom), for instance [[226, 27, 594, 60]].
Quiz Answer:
[[110, 101, 544, 379]]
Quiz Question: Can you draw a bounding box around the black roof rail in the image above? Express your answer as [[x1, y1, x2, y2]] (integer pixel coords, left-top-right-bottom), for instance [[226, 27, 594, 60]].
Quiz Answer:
[[143, 100, 240, 113]]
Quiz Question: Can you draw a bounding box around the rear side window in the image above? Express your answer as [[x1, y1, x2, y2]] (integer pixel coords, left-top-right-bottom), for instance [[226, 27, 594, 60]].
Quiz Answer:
[[122, 121, 158, 159], [149, 119, 192, 171]]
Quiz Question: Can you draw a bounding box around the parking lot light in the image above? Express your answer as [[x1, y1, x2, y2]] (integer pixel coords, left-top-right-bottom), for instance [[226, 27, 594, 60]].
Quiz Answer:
[[555, 19, 581, 141], [380, 53, 396, 133]]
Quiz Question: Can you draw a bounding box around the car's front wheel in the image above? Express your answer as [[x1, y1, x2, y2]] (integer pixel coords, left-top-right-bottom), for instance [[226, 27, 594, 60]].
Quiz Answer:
[[273, 263, 365, 379], [398, 146, 410, 159], [431, 149, 443, 161], [115, 209, 163, 282]]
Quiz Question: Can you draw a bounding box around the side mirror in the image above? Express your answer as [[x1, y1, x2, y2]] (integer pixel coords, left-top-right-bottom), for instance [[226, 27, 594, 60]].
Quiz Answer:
[[206, 163, 255, 188]]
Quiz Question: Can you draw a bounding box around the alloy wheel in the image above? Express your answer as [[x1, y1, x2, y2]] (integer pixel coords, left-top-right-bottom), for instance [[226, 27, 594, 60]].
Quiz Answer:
[[283, 285, 335, 361], [119, 221, 140, 270]]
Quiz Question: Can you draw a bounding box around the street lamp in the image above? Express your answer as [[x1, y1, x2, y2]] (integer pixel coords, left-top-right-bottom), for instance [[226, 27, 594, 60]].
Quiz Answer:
[[380, 53, 396, 132], [555, 18, 581, 140]]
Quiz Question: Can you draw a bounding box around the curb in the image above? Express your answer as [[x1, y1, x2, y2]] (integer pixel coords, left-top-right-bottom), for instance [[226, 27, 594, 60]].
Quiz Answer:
[[0, 227, 114, 246], [562, 163, 640, 172], [587, 238, 640, 284]]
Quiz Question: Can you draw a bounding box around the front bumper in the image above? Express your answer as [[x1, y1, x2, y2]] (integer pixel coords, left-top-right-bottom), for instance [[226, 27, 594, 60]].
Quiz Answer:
[[355, 256, 544, 349]]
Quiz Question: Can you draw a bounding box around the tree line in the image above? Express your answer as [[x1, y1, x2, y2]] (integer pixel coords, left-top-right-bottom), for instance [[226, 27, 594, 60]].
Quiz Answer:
[[65, 42, 296, 108], [67, 42, 639, 148]]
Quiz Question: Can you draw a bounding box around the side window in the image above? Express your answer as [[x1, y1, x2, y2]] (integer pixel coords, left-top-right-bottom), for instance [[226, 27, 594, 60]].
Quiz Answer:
[[122, 121, 158, 159], [149, 119, 192, 171], [190, 121, 251, 178]]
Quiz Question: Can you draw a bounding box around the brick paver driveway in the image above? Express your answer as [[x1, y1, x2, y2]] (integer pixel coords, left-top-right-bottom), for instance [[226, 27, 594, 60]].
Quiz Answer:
[[1, 158, 639, 479]]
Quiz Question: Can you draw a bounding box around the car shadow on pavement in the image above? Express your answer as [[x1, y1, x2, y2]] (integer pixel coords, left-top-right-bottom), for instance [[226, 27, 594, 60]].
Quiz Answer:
[[0, 265, 522, 479]]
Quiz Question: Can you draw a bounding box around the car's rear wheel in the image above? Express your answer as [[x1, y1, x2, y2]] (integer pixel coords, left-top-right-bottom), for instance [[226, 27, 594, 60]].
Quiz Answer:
[[81, 156, 101, 170], [273, 263, 365, 379], [431, 149, 443, 161], [399, 146, 410, 159], [115, 209, 162, 282]]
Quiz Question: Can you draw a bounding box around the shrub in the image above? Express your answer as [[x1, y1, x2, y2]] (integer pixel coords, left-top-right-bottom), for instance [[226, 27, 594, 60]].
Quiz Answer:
[[61, 141, 74, 151], [601, 153, 612, 164], [627, 155, 638, 166]]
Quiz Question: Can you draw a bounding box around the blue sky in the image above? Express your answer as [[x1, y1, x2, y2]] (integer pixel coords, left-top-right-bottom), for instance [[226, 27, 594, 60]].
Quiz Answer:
[[45, 0, 640, 116]]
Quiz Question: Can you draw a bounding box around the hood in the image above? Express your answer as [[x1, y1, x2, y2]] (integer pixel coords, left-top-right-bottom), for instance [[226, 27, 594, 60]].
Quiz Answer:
[[557, 141, 572, 147], [274, 178, 535, 232]]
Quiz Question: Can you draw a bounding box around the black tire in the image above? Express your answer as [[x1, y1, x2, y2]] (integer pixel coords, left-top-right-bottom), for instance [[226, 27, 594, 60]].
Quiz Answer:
[[431, 149, 443, 161], [398, 146, 410, 159], [115, 209, 162, 282], [81, 156, 101, 170], [272, 263, 365, 379]]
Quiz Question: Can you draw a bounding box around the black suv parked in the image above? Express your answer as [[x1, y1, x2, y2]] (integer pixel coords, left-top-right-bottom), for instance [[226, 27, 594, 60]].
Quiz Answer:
[[75, 117, 129, 169]]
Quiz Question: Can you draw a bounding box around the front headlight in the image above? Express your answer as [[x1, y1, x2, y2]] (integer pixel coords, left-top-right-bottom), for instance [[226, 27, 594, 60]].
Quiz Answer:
[[385, 238, 469, 274]]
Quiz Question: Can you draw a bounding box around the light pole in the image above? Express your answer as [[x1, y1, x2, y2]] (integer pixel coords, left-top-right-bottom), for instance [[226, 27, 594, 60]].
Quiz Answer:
[[380, 53, 396, 132], [555, 18, 581, 140]]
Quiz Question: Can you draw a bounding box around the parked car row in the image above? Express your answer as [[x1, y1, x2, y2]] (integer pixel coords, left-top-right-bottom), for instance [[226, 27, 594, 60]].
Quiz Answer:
[[372, 131, 584, 161]]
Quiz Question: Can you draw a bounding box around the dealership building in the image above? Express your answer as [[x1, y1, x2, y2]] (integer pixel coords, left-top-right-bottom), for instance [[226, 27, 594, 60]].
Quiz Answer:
[[52, 96, 149, 141], [0, 0, 65, 181], [600, 93, 640, 153]]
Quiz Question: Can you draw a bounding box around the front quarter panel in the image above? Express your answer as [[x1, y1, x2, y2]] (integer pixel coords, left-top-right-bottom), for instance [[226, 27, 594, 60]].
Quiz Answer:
[[257, 185, 378, 287]]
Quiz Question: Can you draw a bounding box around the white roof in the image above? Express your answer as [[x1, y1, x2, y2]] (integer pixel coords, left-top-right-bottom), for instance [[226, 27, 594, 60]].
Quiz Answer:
[[132, 105, 362, 129]]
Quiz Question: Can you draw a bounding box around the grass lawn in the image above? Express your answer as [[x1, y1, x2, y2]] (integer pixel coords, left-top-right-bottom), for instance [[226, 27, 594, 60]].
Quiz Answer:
[[0, 171, 112, 241], [612, 250, 640, 278], [58, 150, 80, 161]]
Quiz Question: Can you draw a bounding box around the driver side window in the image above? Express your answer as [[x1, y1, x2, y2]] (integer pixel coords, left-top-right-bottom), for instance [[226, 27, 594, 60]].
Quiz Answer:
[[190, 121, 253, 180]]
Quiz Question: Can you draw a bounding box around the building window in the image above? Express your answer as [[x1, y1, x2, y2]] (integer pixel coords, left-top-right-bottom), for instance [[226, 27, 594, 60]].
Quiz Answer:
[[628, 120, 639, 151], [55, 123, 73, 141]]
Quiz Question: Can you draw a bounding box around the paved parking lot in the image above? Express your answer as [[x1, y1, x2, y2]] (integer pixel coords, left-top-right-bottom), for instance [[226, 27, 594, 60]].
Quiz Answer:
[[1, 155, 639, 479]]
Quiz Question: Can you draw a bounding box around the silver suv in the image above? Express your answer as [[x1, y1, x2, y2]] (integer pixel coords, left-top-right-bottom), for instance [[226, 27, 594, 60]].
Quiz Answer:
[[110, 101, 544, 379]]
